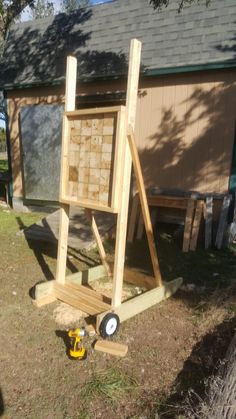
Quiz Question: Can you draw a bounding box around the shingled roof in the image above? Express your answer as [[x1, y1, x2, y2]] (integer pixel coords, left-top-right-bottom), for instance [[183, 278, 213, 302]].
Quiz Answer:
[[0, 0, 236, 89]]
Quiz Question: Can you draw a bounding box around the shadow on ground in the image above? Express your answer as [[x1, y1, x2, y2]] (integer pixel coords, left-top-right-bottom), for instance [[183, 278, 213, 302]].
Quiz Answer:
[[138, 315, 236, 418], [15, 216, 100, 282], [126, 222, 236, 289]]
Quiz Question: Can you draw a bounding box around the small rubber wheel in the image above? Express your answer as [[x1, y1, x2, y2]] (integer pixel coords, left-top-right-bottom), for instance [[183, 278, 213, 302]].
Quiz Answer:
[[99, 313, 120, 338]]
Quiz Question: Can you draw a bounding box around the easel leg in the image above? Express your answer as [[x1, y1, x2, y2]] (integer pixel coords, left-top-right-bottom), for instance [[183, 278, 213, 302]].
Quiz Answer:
[[56, 56, 77, 285], [55, 204, 70, 284]]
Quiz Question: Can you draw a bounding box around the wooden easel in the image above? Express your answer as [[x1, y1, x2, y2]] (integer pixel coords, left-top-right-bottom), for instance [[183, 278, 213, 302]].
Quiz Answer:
[[34, 39, 182, 331]]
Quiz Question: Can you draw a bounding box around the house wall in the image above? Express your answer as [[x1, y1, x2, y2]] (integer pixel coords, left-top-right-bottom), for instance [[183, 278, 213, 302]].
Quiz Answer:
[[7, 69, 236, 204], [136, 69, 236, 195]]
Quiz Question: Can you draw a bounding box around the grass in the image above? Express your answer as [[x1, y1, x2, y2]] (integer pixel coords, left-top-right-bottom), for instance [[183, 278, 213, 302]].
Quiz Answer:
[[76, 410, 91, 419], [81, 366, 137, 404], [0, 159, 8, 172], [0, 207, 43, 234]]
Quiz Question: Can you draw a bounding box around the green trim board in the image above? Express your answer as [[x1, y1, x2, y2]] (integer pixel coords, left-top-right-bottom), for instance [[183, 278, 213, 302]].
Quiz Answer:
[[2, 61, 236, 91], [145, 61, 236, 77]]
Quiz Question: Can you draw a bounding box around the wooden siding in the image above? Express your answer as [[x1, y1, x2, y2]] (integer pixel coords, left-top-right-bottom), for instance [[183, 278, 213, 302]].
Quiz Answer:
[[135, 70, 236, 194], [7, 70, 236, 199]]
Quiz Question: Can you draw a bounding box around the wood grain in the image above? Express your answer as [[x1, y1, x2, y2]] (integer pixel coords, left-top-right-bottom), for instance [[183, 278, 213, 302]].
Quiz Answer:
[[94, 340, 128, 357]]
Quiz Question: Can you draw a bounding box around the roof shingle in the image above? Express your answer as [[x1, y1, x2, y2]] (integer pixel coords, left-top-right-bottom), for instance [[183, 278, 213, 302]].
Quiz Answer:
[[1, 0, 236, 88]]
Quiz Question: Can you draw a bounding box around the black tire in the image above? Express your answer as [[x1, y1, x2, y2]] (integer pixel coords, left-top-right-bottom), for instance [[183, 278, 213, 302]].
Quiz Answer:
[[99, 313, 120, 338]]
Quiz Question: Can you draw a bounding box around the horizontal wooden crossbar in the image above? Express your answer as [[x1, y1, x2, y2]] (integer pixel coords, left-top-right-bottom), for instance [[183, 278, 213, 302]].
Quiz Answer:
[[124, 268, 156, 290], [147, 196, 189, 209]]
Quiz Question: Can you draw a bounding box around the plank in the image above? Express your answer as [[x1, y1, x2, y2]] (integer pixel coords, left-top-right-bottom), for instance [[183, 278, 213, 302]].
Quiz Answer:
[[94, 340, 128, 357], [112, 39, 142, 308], [205, 196, 213, 249], [97, 277, 183, 327], [32, 294, 56, 308], [66, 264, 107, 285], [110, 106, 127, 212], [124, 268, 156, 290], [55, 204, 70, 283], [128, 127, 162, 287], [60, 196, 115, 213], [127, 193, 139, 243], [182, 198, 195, 252], [215, 195, 231, 249], [34, 280, 55, 300], [56, 56, 77, 284], [189, 200, 203, 251], [34, 265, 107, 305], [65, 281, 111, 304], [54, 283, 110, 315], [148, 195, 188, 209], [85, 209, 111, 277], [65, 106, 122, 117]]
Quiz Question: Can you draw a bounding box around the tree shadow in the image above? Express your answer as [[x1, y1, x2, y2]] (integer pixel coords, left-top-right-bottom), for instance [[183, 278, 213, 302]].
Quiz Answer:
[[137, 315, 236, 418], [2, 8, 93, 85], [138, 78, 236, 195], [15, 216, 80, 281], [15, 209, 113, 283]]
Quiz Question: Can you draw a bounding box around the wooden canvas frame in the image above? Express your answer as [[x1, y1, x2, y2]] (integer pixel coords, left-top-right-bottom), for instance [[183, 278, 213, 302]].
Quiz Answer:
[[60, 106, 126, 213]]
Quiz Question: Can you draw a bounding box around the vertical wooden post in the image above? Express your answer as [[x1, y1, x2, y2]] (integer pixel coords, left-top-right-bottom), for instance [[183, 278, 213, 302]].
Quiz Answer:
[[182, 198, 195, 252], [215, 195, 231, 249], [189, 200, 203, 251], [112, 39, 142, 307], [205, 196, 213, 249], [56, 56, 77, 284]]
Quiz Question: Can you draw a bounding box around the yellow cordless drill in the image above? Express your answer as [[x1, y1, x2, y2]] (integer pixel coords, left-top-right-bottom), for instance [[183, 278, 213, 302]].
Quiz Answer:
[[68, 328, 87, 359]]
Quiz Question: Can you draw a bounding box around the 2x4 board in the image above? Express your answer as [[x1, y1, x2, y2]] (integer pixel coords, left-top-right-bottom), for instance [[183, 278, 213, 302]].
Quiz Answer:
[[60, 106, 126, 213]]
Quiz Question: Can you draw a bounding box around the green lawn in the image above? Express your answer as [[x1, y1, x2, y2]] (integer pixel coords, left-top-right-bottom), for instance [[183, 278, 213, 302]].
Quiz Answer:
[[0, 159, 8, 172]]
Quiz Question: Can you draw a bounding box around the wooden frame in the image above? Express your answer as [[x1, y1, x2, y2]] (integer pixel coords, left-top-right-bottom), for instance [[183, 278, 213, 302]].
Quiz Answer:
[[60, 106, 126, 214], [34, 40, 182, 333]]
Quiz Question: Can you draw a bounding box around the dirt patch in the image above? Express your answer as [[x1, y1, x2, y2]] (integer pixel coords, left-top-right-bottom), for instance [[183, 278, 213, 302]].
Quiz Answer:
[[1, 208, 236, 418]]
